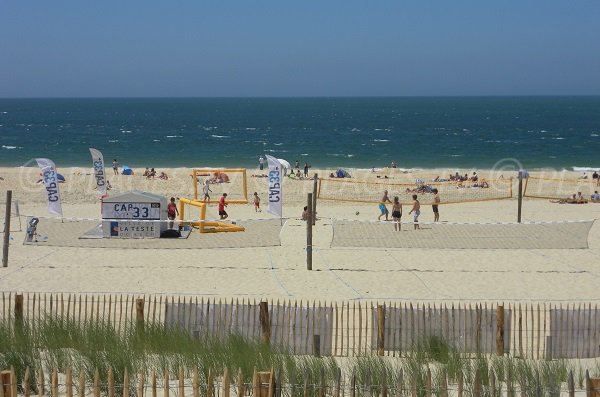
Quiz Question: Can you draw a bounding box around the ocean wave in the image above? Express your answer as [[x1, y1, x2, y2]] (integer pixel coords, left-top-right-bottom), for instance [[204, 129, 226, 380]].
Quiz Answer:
[[373, 139, 389, 142], [165, 135, 183, 138], [108, 140, 119, 143], [152, 139, 160, 142], [572, 166, 600, 172], [210, 134, 230, 138], [1, 145, 19, 150], [591, 133, 599, 137], [551, 137, 564, 140], [273, 143, 284, 146]]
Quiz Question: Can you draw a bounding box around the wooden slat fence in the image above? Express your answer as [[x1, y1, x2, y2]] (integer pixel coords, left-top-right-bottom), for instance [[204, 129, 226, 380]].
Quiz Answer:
[[1, 293, 599, 359], [0, 365, 594, 397]]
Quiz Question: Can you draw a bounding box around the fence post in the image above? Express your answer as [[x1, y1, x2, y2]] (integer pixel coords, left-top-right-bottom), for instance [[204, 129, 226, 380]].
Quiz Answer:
[[377, 305, 385, 356], [425, 367, 432, 397], [0, 371, 12, 397], [307, 193, 313, 270], [586, 370, 591, 397], [496, 305, 504, 356], [473, 370, 481, 397], [312, 174, 318, 226], [350, 370, 356, 397], [313, 335, 321, 357], [14, 294, 23, 325], [136, 298, 145, 330], [568, 370, 575, 397], [334, 367, 341, 397], [259, 301, 271, 345], [2, 190, 12, 268]]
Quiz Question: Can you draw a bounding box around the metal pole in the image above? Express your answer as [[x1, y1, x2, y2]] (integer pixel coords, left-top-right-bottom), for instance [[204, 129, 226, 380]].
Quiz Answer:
[[307, 193, 313, 271], [517, 172, 523, 223], [2, 190, 12, 267], [312, 173, 318, 226]]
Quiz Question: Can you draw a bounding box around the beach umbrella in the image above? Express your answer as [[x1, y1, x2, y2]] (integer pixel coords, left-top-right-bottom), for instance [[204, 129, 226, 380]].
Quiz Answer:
[[121, 165, 133, 176]]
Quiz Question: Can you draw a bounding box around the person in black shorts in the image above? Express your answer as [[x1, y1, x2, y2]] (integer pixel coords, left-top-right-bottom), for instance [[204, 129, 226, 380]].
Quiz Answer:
[[392, 196, 402, 231], [432, 188, 440, 222]]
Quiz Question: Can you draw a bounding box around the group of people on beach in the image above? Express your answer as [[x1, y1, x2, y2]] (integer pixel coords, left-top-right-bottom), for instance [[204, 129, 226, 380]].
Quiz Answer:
[[143, 168, 168, 180], [378, 189, 440, 230]]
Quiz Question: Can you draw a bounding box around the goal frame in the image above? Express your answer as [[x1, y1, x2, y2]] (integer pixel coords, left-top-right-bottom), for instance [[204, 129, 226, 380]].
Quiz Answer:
[[192, 168, 248, 204]]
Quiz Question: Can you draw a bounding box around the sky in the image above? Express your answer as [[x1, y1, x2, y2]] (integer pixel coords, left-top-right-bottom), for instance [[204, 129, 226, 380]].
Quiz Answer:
[[1, 1, 599, 97]]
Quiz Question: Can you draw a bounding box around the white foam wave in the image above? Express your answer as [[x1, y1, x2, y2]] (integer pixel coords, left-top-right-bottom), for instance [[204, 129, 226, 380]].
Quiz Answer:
[[572, 166, 600, 172], [551, 137, 564, 140], [108, 140, 119, 143], [210, 135, 229, 138], [373, 139, 389, 142], [591, 133, 599, 137], [165, 135, 183, 138], [2, 145, 18, 149]]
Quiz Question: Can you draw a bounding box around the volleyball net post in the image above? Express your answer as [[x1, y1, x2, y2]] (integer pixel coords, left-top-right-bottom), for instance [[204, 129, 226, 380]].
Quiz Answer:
[[517, 170, 529, 223], [2, 190, 12, 268]]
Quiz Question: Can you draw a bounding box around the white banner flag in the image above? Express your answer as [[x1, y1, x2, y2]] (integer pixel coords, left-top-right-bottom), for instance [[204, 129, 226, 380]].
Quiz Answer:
[[265, 154, 283, 218], [89, 148, 107, 197], [35, 158, 63, 217]]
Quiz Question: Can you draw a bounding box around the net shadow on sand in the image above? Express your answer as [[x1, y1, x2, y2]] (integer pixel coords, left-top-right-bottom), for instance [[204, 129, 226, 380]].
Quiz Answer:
[[331, 219, 595, 249], [23, 217, 283, 249]]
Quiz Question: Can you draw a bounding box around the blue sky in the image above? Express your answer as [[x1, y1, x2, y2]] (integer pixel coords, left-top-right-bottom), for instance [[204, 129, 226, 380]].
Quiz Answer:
[[1, 1, 599, 97]]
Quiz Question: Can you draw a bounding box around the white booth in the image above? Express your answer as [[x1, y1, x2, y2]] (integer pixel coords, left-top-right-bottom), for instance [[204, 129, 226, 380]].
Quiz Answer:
[[101, 190, 168, 238]]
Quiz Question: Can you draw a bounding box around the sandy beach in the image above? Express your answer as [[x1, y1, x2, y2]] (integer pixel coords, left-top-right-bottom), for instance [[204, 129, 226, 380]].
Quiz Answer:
[[2, 165, 600, 304]]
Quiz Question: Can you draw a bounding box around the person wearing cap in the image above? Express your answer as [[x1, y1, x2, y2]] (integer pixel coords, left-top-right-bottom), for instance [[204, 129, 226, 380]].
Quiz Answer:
[[218, 193, 228, 219]]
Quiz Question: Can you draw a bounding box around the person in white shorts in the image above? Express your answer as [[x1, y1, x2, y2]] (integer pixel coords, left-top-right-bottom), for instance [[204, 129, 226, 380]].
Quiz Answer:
[[409, 194, 420, 230]]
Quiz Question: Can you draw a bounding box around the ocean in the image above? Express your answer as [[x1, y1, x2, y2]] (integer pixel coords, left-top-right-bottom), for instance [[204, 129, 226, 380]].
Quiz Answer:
[[1, 97, 599, 171]]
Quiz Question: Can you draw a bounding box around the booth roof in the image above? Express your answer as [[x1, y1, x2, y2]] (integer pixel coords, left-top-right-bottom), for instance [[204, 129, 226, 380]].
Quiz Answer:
[[101, 190, 166, 203]]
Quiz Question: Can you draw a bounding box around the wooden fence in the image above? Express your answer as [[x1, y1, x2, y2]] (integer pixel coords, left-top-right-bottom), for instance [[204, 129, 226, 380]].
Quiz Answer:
[[1, 365, 598, 397], [1, 293, 599, 359]]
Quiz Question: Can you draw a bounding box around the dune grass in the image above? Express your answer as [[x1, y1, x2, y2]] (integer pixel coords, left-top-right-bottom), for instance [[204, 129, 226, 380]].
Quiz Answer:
[[0, 318, 596, 396]]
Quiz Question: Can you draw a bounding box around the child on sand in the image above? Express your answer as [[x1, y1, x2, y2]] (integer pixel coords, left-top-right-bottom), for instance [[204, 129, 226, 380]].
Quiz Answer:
[[167, 197, 179, 229], [253, 192, 261, 212], [408, 194, 420, 230], [202, 180, 212, 202], [432, 188, 440, 222], [392, 196, 402, 231], [218, 193, 228, 219]]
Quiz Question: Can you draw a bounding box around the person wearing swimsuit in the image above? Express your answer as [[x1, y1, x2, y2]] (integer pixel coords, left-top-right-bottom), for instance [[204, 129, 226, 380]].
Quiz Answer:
[[392, 196, 402, 231], [432, 188, 440, 222], [409, 194, 420, 230]]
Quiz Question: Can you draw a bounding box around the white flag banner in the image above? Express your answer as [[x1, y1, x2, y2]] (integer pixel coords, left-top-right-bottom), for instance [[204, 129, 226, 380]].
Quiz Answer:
[[89, 148, 107, 197], [265, 154, 283, 218], [35, 158, 63, 217]]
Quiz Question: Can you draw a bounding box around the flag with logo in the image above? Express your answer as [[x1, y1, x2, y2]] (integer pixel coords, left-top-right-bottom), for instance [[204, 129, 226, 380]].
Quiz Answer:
[[265, 155, 283, 218], [89, 148, 107, 197], [35, 158, 63, 217]]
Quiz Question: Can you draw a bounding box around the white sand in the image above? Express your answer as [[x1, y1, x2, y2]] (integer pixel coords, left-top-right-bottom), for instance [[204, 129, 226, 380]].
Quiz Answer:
[[2, 166, 600, 303]]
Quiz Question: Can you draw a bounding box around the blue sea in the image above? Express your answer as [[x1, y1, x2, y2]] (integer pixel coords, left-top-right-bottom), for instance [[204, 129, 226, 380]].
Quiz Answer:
[[1, 97, 599, 170]]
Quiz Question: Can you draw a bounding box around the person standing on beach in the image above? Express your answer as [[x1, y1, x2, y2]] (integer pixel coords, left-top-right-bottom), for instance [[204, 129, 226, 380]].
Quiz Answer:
[[392, 196, 402, 231], [408, 194, 420, 230], [378, 190, 392, 221], [202, 180, 212, 202], [167, 197, 179, 229], [253, 192, 261, 212], [432, 188, 440, 222], [259, 156, 265, 171], [112, 159, 119, 175], [304, 163, 310, 178], [218, 193, 228, 220]]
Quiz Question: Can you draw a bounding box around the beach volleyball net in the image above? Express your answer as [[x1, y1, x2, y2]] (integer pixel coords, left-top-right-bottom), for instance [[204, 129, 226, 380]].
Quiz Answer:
[[524, 177, 599, 200], [191, 168, 248, 204], [318, 178, 513, 205], [22, 216, 284, 249], [331, 219, 594, 249], [0, 200, 22, 232]]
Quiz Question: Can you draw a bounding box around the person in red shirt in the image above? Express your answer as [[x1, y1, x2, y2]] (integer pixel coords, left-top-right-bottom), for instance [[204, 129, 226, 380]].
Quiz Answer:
[[167, 197, 179, 229], [218, 193, 228, 219]]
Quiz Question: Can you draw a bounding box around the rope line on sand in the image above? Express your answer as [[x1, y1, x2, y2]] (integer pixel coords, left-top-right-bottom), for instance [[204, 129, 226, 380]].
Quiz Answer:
[[17, 214, 292, 224], [315, 248, 363, 299], [265, 249, 294, 298]]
